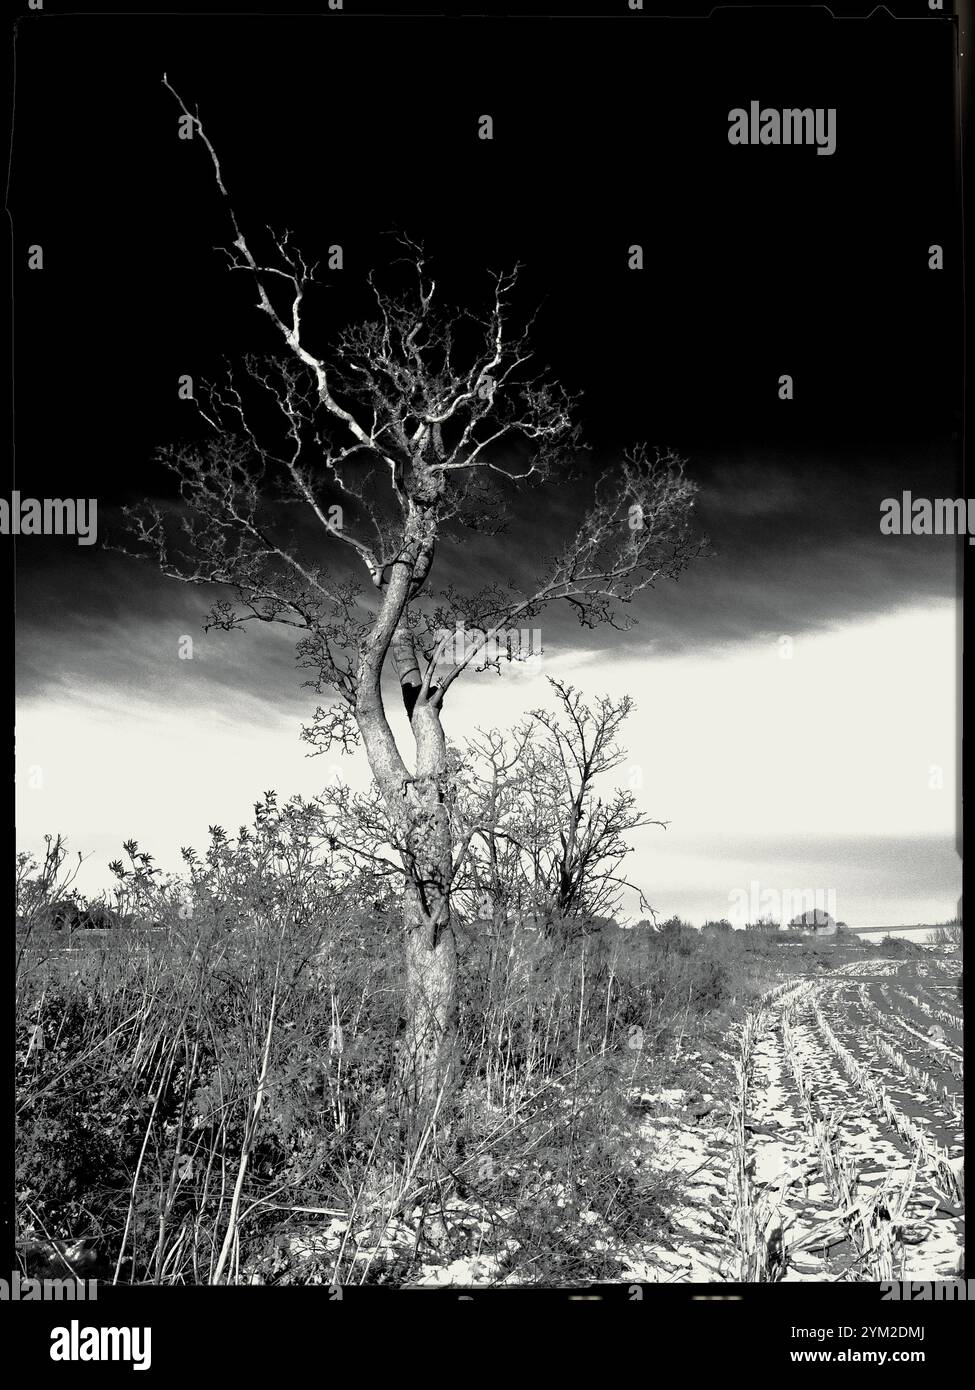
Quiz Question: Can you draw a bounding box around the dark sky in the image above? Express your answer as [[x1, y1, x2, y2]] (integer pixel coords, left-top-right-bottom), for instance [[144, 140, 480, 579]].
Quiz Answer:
[[11, 8, 961, 475], [7, 6, 964, 920], [11, 8, 963, 656]]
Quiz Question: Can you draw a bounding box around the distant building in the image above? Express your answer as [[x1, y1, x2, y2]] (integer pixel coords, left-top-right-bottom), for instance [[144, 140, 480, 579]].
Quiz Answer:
[[789, 909, 838, 937]]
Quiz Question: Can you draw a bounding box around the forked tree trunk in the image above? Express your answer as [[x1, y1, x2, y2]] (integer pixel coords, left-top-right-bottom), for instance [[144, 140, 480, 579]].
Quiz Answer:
[[351, 520, 461, 1132], [355, 621, 459, 1133]]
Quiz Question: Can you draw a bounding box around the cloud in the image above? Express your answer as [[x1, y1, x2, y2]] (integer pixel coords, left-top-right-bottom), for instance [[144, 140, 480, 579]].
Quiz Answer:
[[630, 830, 959, 929], [16, 598, 960, 928], [14, 444, 960, 923], [15, 444, 959, 707]]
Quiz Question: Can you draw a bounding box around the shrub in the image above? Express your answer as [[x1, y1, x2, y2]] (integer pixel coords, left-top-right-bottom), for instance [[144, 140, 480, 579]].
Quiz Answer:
[[16, 821, 769, 1285]]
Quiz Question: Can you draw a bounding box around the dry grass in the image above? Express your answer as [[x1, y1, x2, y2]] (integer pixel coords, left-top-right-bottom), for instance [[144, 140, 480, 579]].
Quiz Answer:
[[17, 829, 770, 1286]]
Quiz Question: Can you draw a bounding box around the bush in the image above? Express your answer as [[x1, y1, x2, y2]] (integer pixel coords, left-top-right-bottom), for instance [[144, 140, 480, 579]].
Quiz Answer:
[[16, 819, 769, 1285]]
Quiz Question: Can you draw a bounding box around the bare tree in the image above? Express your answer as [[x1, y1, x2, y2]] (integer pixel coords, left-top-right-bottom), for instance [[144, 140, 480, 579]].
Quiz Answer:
[[457, 680, 662, 933], [121, 80, 704, 1122]]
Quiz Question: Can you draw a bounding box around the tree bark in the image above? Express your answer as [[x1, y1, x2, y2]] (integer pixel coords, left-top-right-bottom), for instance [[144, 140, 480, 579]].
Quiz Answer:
[[353, 521, 458, 1133], [400, 886, 457, 1125], [396, 699, 458, 1129]]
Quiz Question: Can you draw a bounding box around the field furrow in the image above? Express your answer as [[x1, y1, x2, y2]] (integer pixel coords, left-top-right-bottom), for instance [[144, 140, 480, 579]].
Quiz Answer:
[[731, 965, 964, 1282]]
